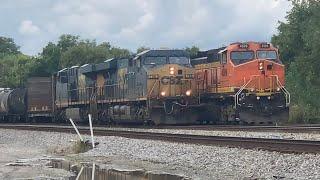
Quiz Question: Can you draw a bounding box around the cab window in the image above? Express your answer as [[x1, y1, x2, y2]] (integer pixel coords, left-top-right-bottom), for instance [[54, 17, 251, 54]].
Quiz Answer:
[[257, 50, 277, 60], [144, 56, 167, 65], [169, 56, 190, 65], [221, 52, 227, 64], [230, 51, 254, 65]]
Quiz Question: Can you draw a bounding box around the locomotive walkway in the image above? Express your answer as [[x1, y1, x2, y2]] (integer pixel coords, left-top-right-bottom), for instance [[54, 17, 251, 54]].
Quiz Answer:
[[1, 124, 320, 154]]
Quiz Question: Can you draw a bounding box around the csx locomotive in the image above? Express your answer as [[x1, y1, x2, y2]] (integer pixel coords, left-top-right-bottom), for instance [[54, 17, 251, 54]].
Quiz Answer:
[[192, 42, 290, 124], [54, 49, 201, 125], [0, 43, 290, 125]]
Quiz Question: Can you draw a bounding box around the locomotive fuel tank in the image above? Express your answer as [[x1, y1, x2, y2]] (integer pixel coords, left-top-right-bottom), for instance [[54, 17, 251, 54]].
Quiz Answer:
[[0, 88, 26, 115]]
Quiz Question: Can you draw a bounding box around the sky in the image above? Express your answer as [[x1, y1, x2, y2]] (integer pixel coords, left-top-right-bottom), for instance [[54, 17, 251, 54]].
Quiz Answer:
[[0, 0, 292, 55]]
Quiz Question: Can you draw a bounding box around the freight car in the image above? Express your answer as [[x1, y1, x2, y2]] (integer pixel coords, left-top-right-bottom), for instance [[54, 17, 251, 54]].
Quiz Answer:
[[192, 42, 290, 125], [54, 49, 202, 125], [26, 77, 54, 122], [0, 88, 26, 122]]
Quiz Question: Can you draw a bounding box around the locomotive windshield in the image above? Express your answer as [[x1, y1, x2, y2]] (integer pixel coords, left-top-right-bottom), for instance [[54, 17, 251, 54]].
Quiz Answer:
[[230, 51, 254, 65], [169, 56, 190, 65], [144, 56, 167, 65], [257, 50, 277, 60]]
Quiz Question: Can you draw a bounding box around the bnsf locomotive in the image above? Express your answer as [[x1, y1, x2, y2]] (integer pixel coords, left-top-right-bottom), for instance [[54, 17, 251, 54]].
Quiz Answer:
[[192, 42, 290, 124], [0, 43, 290, 125]]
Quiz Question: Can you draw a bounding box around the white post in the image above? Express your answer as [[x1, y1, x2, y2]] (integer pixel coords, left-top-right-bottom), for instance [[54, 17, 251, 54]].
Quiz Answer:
[[76, 166, 84, 180], [88, 114, 95, 148], [92, 163, 96, 180], [69, 118, 84, 142]]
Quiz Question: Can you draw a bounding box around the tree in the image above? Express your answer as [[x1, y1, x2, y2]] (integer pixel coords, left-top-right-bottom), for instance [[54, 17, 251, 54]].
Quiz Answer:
[[272, 0, 320, 122], [57, 34, 80, 52], [40, 42, 61, 74], [0, 54, 35, 87], [0, 36, 20, 56], [60, 40, 130, 68], [185, 46, 199, 57]]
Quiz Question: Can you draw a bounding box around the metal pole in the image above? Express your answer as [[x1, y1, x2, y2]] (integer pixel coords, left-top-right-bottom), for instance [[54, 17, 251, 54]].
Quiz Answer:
[[68, 118, 84, 142], [76, 166, 84, 180], [88, 114, 95, 148], [92, 163, 95, 180]]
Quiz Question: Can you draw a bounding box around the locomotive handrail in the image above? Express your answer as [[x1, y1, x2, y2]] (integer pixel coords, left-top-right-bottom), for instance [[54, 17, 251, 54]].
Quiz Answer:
[[235, 75, 259, 107], [270, 75, 290, 107], [148, 79, 159, 97], [147, 79, 159, 108]]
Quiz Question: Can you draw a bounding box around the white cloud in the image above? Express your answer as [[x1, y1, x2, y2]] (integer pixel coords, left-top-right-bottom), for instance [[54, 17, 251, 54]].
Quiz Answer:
[[19, 20, 40, 35], [1, 0, 292, 55]]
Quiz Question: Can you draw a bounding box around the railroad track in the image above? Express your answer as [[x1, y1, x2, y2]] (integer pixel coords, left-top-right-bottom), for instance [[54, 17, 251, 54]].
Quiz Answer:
[[157, 125, 320, 133], [1, 124, 320, 154], [2, 123, 320, 133]]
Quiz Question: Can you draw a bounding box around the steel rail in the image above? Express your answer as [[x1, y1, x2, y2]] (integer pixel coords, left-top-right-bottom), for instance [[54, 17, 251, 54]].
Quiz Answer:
[[1, 124, 320, 154], [1, 123, 320, 133], [155, 125, 320, 133]]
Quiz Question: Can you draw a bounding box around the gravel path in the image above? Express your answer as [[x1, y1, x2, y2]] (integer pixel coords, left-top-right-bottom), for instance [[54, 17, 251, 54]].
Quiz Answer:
[[0, 129, 74, 179], [101, 127, 320, 141], [84, 135, 320, 179], [1, 128, 320, 179]]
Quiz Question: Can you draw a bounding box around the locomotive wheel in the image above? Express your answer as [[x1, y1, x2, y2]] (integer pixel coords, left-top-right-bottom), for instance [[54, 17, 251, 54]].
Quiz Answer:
[[239, 108, 289, 125]]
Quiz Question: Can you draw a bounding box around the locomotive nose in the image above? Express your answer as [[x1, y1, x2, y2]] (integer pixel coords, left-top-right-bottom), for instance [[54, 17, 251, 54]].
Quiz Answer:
[[257, 59, 274, 72]]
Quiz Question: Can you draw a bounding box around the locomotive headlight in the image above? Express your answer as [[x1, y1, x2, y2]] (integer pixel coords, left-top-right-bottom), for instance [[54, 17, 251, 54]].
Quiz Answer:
[[186, 90, 192, 96], [276, 87, 281, 91], [257, 96, 260, 100], [169, 67, 175, 75], [160, 91, 166, 96], [259, 62, 264, 70]]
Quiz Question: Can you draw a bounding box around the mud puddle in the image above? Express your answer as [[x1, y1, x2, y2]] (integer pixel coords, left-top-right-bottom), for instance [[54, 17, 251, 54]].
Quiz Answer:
[[48, 159, 189, 180]]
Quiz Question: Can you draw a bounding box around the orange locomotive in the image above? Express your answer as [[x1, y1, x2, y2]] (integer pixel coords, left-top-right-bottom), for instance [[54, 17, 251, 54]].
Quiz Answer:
[[192, 42, 290, 124]]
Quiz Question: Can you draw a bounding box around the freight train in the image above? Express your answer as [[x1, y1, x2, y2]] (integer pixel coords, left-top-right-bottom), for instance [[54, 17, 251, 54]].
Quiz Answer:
[[0, 42, 290, 125]]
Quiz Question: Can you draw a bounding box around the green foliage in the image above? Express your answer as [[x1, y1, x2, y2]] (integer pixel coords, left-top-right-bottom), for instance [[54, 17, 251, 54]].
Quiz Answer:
[[0, 34, 131, 87], [60, 40, 130, 68], [185, 46, 199, 57], [39, 34, 130, 70], [0, 36, 20, 57], [272, 0, 320, 122], [0, 54, 36, 87]]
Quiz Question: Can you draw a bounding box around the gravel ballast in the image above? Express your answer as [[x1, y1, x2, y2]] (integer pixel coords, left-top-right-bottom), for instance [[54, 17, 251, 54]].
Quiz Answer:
[[0, 128, 320, 179]]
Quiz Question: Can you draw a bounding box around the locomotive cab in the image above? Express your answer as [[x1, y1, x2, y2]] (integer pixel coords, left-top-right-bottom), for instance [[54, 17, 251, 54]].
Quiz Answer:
[[135, 49, 201, 124]]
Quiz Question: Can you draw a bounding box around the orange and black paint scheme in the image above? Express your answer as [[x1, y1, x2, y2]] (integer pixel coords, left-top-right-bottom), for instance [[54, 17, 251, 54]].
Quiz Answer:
[[192, 42, 290, 124]]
